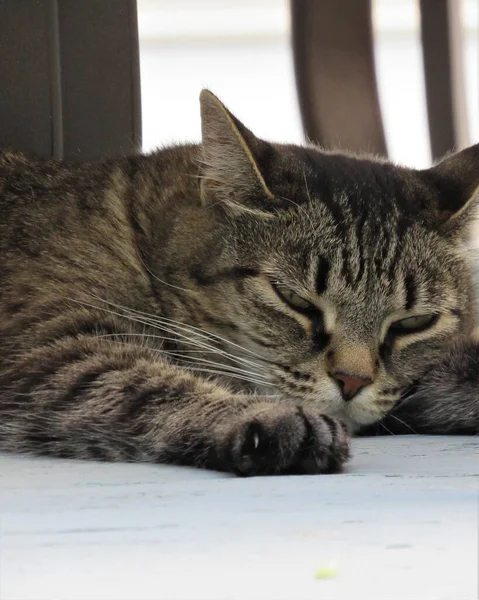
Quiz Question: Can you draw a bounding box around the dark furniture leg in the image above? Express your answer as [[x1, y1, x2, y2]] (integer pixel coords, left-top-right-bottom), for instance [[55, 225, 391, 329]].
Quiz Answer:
[[419, 0, 469, 161], [291, 0, 387, 156], [0, 0, 141, 161]]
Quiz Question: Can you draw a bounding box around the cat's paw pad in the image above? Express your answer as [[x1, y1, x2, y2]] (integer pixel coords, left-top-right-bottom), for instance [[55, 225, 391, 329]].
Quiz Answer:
[[222, 405, 350, 476]]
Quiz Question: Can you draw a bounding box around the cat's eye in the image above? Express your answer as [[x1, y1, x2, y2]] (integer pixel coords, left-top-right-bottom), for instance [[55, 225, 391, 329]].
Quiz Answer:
[[272, 283, 316, 313], [389, 313, 438, 334]]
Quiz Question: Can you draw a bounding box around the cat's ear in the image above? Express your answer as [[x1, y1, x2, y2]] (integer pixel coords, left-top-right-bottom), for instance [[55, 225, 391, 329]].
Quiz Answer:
[[422, 143, 479, 240], [199, 89, 280, 215]]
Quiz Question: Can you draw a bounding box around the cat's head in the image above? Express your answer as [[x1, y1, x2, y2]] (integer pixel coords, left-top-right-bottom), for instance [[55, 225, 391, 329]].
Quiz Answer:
[[185, 90, 479, 430]]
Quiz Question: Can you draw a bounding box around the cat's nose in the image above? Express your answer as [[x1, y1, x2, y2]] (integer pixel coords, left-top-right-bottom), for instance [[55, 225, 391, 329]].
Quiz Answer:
[[330, 371, 372, 402]]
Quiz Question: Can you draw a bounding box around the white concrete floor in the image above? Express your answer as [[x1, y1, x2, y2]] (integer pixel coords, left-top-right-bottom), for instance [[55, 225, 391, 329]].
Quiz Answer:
[[1, 436, 478, 600]]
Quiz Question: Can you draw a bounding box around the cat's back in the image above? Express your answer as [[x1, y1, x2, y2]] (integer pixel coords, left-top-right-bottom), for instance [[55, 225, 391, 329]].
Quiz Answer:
[[0, 149, 146, 297], [0, 144, 199, 220], [0, 149, 144, 257], [0, 144, 198, 308], [0, 144, 201, 262], [0, 149, 117, 217]]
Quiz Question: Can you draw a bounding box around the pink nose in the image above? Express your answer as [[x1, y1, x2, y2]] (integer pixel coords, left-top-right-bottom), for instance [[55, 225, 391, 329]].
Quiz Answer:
[[330, 371, 372, 401]]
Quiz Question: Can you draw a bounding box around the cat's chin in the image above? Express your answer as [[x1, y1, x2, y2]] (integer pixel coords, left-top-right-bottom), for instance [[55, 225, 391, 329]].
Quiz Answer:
[[344, 404, 386, 433], [340, 396, 390, 432]]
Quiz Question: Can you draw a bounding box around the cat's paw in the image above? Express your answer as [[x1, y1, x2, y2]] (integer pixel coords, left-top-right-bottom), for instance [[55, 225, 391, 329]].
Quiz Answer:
[[219, 405, 350, 476]]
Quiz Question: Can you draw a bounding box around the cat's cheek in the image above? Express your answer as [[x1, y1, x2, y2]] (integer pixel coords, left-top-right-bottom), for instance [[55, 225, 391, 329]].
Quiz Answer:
[[345, 390, 388, 428], [390, 340, 455, 385]]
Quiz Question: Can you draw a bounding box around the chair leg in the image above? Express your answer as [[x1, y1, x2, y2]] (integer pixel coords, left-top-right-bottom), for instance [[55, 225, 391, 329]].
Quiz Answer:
[[419, 0, 469, 160], [291, 0, 387, 156], [0, 0, 142, 161], [0, 1, 62, 158], [57, 0, 142, 161]]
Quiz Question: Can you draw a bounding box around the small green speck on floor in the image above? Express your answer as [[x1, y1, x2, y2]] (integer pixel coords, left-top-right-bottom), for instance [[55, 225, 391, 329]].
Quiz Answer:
[[314, 561, 338, 580]]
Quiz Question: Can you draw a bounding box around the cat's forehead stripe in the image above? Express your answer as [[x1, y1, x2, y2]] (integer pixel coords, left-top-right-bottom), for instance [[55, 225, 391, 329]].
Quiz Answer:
[[404, 274, 417, 311], [315, 256, 330, 295], [340, 245, 355, 286]]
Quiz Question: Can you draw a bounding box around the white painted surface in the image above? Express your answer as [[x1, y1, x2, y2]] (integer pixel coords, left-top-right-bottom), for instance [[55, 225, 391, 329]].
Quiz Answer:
[[1, 437, 478, 600]]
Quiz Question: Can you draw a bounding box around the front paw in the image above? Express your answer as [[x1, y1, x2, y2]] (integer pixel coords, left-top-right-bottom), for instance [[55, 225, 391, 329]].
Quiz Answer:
[[218, 404, 350, 476]]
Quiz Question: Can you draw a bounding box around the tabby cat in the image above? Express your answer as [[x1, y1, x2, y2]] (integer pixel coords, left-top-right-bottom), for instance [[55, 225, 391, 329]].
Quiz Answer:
[[0, 90, 478, 476]]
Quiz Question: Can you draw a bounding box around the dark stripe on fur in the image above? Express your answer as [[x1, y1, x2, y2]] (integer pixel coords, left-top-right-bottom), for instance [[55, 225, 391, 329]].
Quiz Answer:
[[404, 273, 416, 310], [315, 256, 330, 295], [189, 266, 259, 286]]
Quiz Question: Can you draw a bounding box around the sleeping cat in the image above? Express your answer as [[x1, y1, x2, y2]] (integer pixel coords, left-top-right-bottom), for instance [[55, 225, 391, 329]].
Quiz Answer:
[[0, 90, 478, 476]]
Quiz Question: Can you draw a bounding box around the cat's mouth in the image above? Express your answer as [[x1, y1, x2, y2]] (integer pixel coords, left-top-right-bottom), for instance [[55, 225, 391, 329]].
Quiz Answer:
[[262, 366, 412, 429]]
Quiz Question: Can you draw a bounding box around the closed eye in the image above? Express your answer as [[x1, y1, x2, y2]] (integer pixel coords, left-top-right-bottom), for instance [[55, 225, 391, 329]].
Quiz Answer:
[[389, 313, 438, 335], [271, 282, 317, 315]]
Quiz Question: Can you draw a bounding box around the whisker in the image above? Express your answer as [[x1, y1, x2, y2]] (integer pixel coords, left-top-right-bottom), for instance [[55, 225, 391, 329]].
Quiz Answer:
[[95, 333, 226, 355], [91, 333, 271, 388], [83, 295, 269, 371], [302, 168, 314, 208], [125, 316, 268, 373], [148, 346, 270, 381], [88, 293, 267, 362], [378, 420, 395, 436], [68, 299, 270, 378], [278, 193, 316, 232], [136, 251, 193, 294], [159, 353, 270, 382], [95, 333, 271, 381], [95, 332, 181, 346], [141, 256, 193, 294], [388, 413, 418, 435], [140, 317, 265, 370], [69, 299, 220, 355], [179, 366, 271, 388]]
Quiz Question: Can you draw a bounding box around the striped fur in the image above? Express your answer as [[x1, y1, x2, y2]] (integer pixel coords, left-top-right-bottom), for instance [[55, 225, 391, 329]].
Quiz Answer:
[[0, 90, 477, 475]]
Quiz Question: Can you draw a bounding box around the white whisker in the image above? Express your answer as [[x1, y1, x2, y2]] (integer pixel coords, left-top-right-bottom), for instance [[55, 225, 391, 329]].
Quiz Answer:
[[378, 421, 395, 436], [88, 293, 267, 362], [279, 193, 316, 232], [94, 333, 227, 355], [95, 332, 270, 380], [388, 413, 418, 434], [302, 168, 314, 207], [179, 366, 270, 387], [125, 315, 267, 373], [137, 252, 193, 294], [91, 333, 271, 388], [68, 299, 271, 381]]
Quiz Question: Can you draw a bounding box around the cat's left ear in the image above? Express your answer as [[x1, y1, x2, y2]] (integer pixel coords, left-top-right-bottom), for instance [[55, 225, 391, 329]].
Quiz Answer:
[[421, 143, 479, 240], [199, 89, 281, 215]]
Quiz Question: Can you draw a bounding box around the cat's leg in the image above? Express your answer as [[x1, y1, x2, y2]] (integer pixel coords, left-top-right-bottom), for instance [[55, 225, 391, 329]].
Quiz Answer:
[[365, 339, 479, 435], [0, 337, 349, 475]]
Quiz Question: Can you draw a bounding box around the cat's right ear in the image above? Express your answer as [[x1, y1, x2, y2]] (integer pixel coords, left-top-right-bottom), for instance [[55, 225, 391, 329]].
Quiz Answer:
[[421, 143, 479, 241], [199, 90, 281, 216]]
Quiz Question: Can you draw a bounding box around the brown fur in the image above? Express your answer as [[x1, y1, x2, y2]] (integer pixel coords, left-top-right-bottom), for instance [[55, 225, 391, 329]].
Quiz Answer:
[[0, 90, 478, 475]]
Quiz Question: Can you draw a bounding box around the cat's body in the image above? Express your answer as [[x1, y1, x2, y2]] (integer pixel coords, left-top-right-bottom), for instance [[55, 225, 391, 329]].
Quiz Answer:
[[0, 90, 478, 475]]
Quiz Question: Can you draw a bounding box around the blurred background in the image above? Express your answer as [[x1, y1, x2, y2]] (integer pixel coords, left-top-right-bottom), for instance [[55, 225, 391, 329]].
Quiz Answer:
[[138, 0, 478, 169]]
